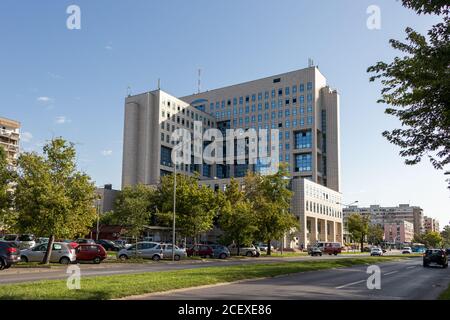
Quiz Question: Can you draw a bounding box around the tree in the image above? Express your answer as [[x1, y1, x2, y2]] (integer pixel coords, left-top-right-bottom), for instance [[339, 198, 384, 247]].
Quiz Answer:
[[423, 231, 443, 248], [155, 173, 219, 243], [15, 138, 97, 264], [218, 179, 257, 255], [114, 184, 155, 253], [441, 225, 450, 247], [244, 164, 298, 255], [0, 147, 16, 232], [367, 224, 384, 246], [367, 1, 450, 188], [347, 214, 370, 252]]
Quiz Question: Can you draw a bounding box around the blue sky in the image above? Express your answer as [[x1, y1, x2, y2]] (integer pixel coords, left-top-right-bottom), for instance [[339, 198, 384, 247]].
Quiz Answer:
[[0, 0, 448, 227]]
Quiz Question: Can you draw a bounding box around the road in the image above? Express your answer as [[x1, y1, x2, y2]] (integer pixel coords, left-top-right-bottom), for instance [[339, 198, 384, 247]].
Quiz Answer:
[[129, 258, 450, 300], [0, 253, 376, 284]]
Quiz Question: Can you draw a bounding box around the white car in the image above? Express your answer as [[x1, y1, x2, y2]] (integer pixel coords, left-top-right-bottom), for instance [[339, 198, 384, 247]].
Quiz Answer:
[[402, 247, 412, 254], [21, 242, 76, 264], [370, 247, 383, 256]]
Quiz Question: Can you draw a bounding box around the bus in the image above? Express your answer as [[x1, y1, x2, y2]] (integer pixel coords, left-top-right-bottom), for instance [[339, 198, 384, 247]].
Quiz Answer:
[[412, 243, 426, 253]]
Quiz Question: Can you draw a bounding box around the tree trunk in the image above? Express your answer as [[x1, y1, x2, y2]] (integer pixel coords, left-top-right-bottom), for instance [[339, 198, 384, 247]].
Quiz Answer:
[[267, 240, 271, 256], [134, 235, 138, 258], [360, 237, 364, 253], [237, 242, 240, 256], [42, 235, 55, 265]]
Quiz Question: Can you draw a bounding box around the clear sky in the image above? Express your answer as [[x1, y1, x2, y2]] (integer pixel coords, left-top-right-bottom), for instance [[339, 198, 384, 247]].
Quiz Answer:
[[0, 0, 448, 228]]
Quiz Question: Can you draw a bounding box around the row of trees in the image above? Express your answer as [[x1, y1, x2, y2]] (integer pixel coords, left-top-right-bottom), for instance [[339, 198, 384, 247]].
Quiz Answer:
[[346, 212, 450, 251], [103, 164, 299, 255], [0, 138, 98, 264]]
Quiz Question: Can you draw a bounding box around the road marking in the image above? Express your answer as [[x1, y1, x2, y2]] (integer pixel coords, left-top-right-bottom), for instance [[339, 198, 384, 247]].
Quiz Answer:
[[407, 266, 416, 269], [335, 279, 366, 289], [384, 271, 399, 276]]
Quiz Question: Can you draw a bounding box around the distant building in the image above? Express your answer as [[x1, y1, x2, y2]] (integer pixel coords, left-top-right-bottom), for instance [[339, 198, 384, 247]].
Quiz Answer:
[[424, 216, 440, 233], [343, 204, 424, 236], [0, 117, 20, 169], [95, 184, 120, 214], [384, 220, 414, 245]]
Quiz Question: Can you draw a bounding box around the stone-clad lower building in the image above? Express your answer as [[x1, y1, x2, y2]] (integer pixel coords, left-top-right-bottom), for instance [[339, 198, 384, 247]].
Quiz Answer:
[[122, 66, 343, 248]]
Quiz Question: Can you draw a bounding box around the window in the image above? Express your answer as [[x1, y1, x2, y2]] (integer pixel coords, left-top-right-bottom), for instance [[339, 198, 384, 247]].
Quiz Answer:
[[293, 119, 297, 127], [278, 111, 282, 118], [239, 97, 243, 104], [278, 88, 283, 96], [251, 104, 256, 112], [285, 87, 290, 95], [307, 116, 313, 125], [295, 153, 312, 172], [265, 91, 269, 99], [160, 146, 172, 166], [233, 98, 237, 105], [292, 85, 297, 94], [285, 109, 290, 117], [271, 112, 276, 119], [245, 96, 250, 102], [295, 130, 312, 149], [258, 92, 262, 100], [252, 94, 256, 101], [258, 114, 262, 122], [300, 95, 305, 104], [273, 78, 281, 83], [285, 131, 290, 140], [264, 102, 269, 110], [307, 82, 313, 90], [271, 89, 276, 98], [307, 104, 313, 113], [307, 94, 313, 102]]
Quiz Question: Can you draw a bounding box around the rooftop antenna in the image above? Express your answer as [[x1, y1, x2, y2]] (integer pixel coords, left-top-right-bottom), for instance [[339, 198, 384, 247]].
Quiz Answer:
[[158, 78, 161, 90], [197, 68, 202, 94], [126, 85, 132, 96], [308, 58, 315, 67]]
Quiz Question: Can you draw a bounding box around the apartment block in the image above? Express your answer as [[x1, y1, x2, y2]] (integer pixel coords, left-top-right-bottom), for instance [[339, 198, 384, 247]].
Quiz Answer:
[[384, 220, 415, 244], [424, 216, 440, 233], [95, 184, 120, 214], [0, 117, 20, 168], [122, 66, 343, 248]]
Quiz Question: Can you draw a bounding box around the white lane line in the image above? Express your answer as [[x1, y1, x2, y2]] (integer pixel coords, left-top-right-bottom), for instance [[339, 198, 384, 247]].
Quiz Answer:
[[384, 271, 399, 276], [335, 279, 366, 289], [407, 266, 416, 269]]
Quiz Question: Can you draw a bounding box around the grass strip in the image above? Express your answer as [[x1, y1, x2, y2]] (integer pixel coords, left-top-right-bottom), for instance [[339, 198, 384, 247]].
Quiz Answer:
[[0, 256, 411, 300], [439, 283, 450, 300]]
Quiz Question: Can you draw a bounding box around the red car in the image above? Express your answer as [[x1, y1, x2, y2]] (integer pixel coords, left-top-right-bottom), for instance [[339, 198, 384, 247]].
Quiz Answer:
[[186, 244, 214, 258], [75, 244, 107, 264]]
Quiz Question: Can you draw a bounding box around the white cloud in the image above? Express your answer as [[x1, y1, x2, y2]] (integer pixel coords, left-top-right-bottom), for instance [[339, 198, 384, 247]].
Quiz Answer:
[[21, 132, 33, 143], [48, 72, 63, 79], [55, 116, 71, 124], [101, 150, 113, 156], [37, 96, 54, 104]]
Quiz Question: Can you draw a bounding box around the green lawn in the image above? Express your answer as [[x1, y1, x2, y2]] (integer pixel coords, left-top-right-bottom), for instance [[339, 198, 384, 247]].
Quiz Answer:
[[439, 283, 450, 300], [0, 256, 412, 300]]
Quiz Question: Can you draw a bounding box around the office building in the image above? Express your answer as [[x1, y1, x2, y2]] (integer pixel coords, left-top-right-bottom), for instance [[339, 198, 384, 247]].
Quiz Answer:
[[122, 66, 343, 248]]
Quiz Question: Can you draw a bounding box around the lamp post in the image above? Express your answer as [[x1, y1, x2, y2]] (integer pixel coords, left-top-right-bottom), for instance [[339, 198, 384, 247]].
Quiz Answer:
[[172, 163, 177, 262], [280, 175, 291, 255], [337, 201, 359, 249]]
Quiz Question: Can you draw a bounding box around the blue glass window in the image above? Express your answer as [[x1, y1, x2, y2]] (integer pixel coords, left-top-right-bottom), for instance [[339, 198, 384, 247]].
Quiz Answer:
[[292, 85, 297, 94], [307, 94, 313, 102], [258, 93, 262, 101], [251, 115, 255, 122], [307, 116, 313, 125], [271, 89, 276, 98], [307, 82, 313, 90], [307, 105, 313, 113], [252, 94, 256, 102], [285, 87, 290, 95], [285, 109, 290, 117], [293, 119, 297, 127], [233, 98, 237, 105], [239, 97, 243, 104], [258, 114, 262, 122], [299, 84, 305, 92], [251, 104, 256, 112], [300, 95, 305, 104], [285, 131, 290, 139], [295, 130, 312, 149], [271, 112, 276, 119], [258, 103, 262, 111], [300, 118, 305, 126], [293, 108, 297, 116], [264, 113, 269, 120], [265, 91, 269, 99], [271, 101, 276, 109], [278, 111, 283, 118], [265, 102, 269, 110], [286, 120, 290, 128], [295, 153, 312, 172]]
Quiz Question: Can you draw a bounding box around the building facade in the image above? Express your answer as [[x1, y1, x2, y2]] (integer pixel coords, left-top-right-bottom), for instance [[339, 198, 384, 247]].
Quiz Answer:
[[0, 117, 20, 168], [384, 220, 415, 245], [343, 204, 424, 236], [95, 184, 120, 214], [423, 216, 440, 233], [122, 66, 343, 248]]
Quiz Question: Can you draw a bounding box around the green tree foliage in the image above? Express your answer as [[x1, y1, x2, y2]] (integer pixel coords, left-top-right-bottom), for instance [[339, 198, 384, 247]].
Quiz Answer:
[[218, 179, 257, 254], [155, 173, 219, 242], [367, 1, 450, 187], [347, 214, 370, 252], [441, 225, 450, 247], [423, 231, 443, 248], [367, 224, 384, 245], [244, 163, 298, 255], [0, 147, 16, 231], [114, 184, 155, 239], [15, 138, 97, 264]]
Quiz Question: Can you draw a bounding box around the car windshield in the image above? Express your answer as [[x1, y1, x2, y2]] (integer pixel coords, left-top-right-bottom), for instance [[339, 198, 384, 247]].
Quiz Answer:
[[4, 235, 17, 241], [19, 235, 34, 241]]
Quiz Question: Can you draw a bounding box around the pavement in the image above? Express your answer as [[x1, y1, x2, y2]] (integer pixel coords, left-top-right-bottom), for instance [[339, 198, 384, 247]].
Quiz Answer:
[[127, 258, 450, 300], [0, 253, 380, 284]]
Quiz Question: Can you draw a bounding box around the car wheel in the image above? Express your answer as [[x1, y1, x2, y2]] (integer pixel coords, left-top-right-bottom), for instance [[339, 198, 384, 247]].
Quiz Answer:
[[93, 257, 101, 264], [423, 263, 428, 267], [119, 254, 128, 261], [319, 253, 322, 256], [59, 257, 70, 265], [174, 255, 181, 261], [443, 264, 448, 269], [246, 251, 253, 257], [219, 253, 227, 259], [21, 256, 28, 263], [334, 253, 338, 256], [152, 255, 161, 261], [0, 258, 5, 270]]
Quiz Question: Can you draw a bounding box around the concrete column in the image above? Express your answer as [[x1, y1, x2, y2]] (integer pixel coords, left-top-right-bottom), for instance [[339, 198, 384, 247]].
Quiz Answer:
[[328, 221, 335, 242], [311, 217, 318, 244], [324, 220, 328, 242]]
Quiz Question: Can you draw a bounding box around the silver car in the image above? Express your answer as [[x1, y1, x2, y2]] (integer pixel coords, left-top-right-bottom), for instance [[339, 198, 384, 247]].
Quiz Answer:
[[228, 244, 260, 257], [117, 242, 163, 261], [20, 242, 76, 264], [160, 244, 187, 261]]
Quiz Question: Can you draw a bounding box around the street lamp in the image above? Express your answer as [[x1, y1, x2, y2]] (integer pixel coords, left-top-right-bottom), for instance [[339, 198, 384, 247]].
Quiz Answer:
[[172, 163, 177, 262]]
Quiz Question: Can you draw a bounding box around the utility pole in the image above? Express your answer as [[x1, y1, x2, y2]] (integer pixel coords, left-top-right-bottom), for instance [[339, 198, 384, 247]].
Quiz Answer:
[[172, 163, 177, 261]]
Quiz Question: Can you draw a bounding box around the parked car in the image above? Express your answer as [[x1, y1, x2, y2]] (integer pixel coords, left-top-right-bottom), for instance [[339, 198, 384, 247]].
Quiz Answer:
[[75, 244, 107, 264], [20, 242, 76, 264], [228, 244, 260, 257], [322, 242, 342, 255], [95, 239, 122, 251], [160, 243, 186, 261], [115, 240, 132, 248], [308, 246, 323, 256], [117, 242, 163, 261], [257, 243, 274, 252], [0, 241, 21, 270], [3, 234, 19, 243], [423, 249, 448, 268], [370, 247, 383, 256], [36, 237, 49, 245], [75, 238, 96, 245], [186, 244, 214, 258], [17, 234, 36, 249], [62, 240, 79, 249], [402, 247, 412, 254], [446, 248, 450, 257], [210, 244, 230, 259]]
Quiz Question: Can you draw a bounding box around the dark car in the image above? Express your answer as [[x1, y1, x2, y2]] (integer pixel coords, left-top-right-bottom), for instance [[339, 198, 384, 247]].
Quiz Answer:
[[423, 249, 448, 268], [75, 238, 96, 245], [186, 244, 214, 258], [95, 239, 122, 251], [0, 241, 21, 270], [75, 244, 107, 264], [210, 244, 230, 259]]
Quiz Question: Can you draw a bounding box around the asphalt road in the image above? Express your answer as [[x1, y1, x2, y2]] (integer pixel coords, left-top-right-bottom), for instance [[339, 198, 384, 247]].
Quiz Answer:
[[0, 253, 375, 284], [131, 258, 450, 300]]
